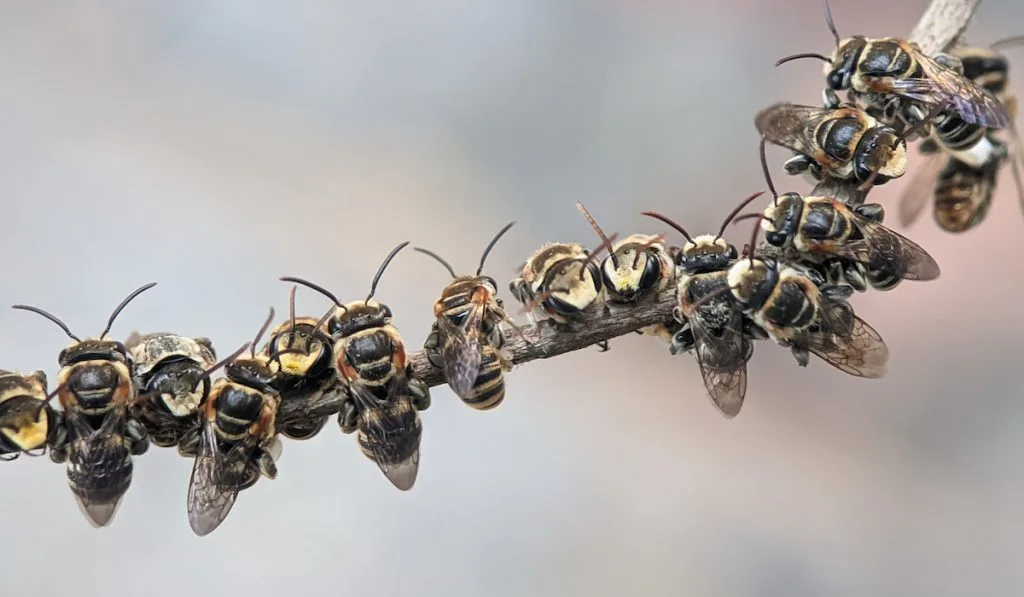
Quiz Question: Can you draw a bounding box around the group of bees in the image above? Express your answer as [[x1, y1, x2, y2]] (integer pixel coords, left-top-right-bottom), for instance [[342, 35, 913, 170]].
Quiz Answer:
[[0, 0, 1018, 537]]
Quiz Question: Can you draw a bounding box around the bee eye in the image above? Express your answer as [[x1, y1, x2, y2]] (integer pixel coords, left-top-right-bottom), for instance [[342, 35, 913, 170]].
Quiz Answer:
[[543, 295, 578, 316], [827, 70, 845, 89], [381, 305, 393, 318], [639, 256, 660, 290], [449, 311, 469, 326]]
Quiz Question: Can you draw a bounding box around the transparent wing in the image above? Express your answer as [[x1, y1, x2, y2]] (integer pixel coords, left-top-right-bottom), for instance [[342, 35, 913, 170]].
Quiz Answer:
[[687, 305, 751, 419], [359, 399, 421, 491], [187, 419, 238, 536], [898, 151, 945, 227], [801, 315, 889, 378], [755, 103, 831, 156], [832, 208, 941, 281], [436, 304, 485, 399], [888, 53, 1011, 128]]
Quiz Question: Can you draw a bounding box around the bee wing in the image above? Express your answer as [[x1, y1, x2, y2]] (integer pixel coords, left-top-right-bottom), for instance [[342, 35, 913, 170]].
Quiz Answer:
[[898, 151, 945, 227], [832, 209, 941, 282], [436, 305, 485, 399], [687, 305, 751, 419], [360, 400, 421, 491], [186, 420, 238, 536], [888, 53, 1010, 128], [71, 405, 131, 527], [801, 315, 889, 379], [755, 103, 831, 156]]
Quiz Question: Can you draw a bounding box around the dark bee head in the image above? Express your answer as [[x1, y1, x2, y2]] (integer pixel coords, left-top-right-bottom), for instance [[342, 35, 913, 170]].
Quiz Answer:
[[144, 359, 211, 417], [825, 37, 867, 90], [852, 125, 908, 184], [225, 358, 278, 392], [0, 397, 54, 452], [13, 282, 157, 367], [761, 193, 804, 247]]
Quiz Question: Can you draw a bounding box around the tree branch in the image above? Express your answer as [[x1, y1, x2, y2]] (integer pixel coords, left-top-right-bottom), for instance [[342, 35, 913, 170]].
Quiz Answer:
[[278, 0, 984, 424]]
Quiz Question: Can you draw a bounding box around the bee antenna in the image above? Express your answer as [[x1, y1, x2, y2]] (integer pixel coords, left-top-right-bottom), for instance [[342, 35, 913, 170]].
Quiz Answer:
[[632, 234, 665, 268], [193, 342, 252, 391], [774, 52, 832, 67], [580, 233, 619, 280], [717, 191, 766, 240], [991, 35, 1024, 51], [366, 241, 410, 302], [477, 221, 516, 276], [309, 306, 335, 349], [250, 308, 275, 358], [732, 212, 769, 265], [760, 136, 780, 206], [640, 211, 693, 243], [413, 247, 457, 279], [11, 304, 81, 342], [286, 286, 298, 347], [99, 282, 158, 340], [576, 202, 619, 268], [823, 0, 840, 47], [280, 276, 344, 309]]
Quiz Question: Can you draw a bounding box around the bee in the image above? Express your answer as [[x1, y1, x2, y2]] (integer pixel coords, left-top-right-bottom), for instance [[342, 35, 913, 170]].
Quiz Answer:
[[509, 241, 605, 325], [259, 287, 341, 440], [416, 221, 517, 409], [898, 39, 1024, 232], [12, 282, 157, 527], [755, 98, 908, 187], [641, 191, 767, 418], [755, 137, 940, 291], [775, 0, 1011, 130], [283, 241, 431, 491], [124, 332, 217, 449], [0, 370, 63, 460], [183, 311, 282, 536], [724, 214, 889, 378]]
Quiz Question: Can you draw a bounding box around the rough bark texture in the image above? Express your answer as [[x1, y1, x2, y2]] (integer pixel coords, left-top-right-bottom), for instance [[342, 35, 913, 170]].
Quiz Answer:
[[279, 0, 983, 423]]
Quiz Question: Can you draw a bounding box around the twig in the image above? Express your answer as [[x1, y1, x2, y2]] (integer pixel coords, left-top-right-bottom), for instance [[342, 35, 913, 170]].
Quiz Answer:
[[278, 0, 983, 424]]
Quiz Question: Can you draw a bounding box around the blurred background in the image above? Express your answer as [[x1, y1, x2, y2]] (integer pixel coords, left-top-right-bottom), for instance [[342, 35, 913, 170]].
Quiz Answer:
[[2, 0, 1023, 595]]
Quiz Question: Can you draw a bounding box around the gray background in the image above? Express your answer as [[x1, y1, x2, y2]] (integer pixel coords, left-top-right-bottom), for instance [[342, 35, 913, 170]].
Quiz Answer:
[[2, 1, 1023, 595]]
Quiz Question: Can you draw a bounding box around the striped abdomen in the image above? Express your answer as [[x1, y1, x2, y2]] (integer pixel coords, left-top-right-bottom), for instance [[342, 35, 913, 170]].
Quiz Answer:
[[459, 346, 506, 410]]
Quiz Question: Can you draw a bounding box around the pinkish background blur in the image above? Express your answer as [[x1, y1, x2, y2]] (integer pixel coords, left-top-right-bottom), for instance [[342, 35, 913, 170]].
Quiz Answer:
[[1, 1, 1023, 595]]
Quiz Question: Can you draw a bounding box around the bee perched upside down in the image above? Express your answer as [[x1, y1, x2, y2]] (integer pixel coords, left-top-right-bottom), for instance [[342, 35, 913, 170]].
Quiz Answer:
[[776, 0, 1011, 132], [642, 191, 768, 418], [509, 241, 605, 326], [416, 221, 517, 409], [12, 282, 157, 527], [725, 214, 889, 378], [0, 370, 63, 461], [258, 286, 341, 440], [754, 137, 940, 292], [125, 331, 217, 450], [284, 241, 431, 491]]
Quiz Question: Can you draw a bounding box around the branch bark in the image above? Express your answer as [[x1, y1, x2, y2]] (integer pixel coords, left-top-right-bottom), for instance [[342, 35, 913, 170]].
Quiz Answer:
[[278, 0, 983, 424]]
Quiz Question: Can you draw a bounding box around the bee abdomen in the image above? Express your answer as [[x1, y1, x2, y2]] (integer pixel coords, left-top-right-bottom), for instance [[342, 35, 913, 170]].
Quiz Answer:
[[461, 350, 505, 411], [934, 114, 985, 151], [765, 282, 816, 330]]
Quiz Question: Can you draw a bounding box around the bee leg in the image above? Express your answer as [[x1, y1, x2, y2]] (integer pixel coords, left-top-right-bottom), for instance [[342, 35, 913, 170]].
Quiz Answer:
[[820, 284, 855, 301], [0, 451, 19, 461], [497, 346, 514, 372], [408, 377, 431, 412], [669, 327, 694, 355], [822, 88, 841, 109], [672, 305, 687, 324], [595, 340, 611, 353], [802, 267, 826, 287], [49, 444, 69, 464], [338, 399, 359, 434], [842, 264, 868, 293], [257, 450, 278, 480], [743, 320, 769, 341], [177, 428, 200, 457], [783, 155, 813, 176], [126, 419, 150, 456], [853, 203, 885, 222], [789, 345, 810, 368]]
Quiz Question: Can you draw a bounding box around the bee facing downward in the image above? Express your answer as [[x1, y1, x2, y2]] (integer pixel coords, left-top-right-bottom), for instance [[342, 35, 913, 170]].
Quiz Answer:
[[125, 331, 217, 450], [0, 370, 63, 461], [283, 241, 431, 491], [509, 241, 606, 325], [259, 287, 341, 440], [417, 221, 517, 409], [13, 282, 157, 527], [776, 0, 1010, 130], [182, 311, 282, 537]]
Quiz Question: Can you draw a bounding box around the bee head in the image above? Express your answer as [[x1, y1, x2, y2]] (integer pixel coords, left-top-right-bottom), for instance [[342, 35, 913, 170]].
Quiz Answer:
[[58, 339, 129, 367], [0, 397, 52, 452], [762, 192, 803, 247], [330, 300, 392, 337], [538, 258, 601, 317], [826, 37, 866, 90], [601, 236, 665, 301], [269, 320, 332, 378], [225, 357, 278, 392], [727, 258, 777, 311], [677, 235, 737, 273]]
